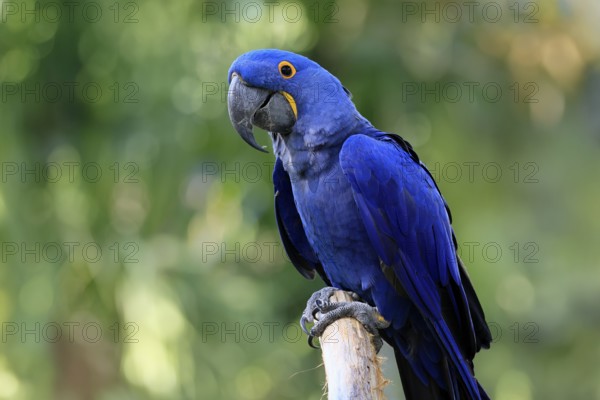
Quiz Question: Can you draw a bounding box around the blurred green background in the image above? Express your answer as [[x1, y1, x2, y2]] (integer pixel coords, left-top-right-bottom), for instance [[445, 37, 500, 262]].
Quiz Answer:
[[1, 0, 599, 399]]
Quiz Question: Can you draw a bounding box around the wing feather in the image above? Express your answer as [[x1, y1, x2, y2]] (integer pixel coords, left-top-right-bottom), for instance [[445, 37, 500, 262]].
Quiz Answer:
[[340, 133, 490, 399], [273, 158, 330, 284]]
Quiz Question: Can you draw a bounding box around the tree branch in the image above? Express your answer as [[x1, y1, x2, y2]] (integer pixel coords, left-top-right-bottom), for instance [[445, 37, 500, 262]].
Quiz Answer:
[[319, 290, 388, 400]]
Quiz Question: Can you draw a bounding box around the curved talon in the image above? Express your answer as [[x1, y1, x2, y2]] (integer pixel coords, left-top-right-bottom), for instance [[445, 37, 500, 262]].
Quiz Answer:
[[372, 335, 384, 353], [307, 334, 319, 349], [300, 316, 310, 335], [300, 286, 337, 340]]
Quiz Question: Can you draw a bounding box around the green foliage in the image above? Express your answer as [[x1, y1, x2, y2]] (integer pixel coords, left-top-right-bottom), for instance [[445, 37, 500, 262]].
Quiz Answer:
[[1, 0, 599, 399]]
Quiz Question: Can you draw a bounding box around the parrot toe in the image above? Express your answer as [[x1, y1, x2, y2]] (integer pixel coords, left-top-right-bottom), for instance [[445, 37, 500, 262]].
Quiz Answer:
[[300, 287, 390, 352], [300, 286, 338, 338]]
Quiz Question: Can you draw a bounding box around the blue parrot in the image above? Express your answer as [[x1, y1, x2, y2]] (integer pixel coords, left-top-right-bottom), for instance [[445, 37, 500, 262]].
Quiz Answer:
[[227, 49, 492, 399]]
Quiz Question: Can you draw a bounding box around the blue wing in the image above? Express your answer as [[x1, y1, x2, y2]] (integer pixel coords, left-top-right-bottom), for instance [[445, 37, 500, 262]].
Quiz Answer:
[[340, 132, 491, 399], [273, 158, 330, 284]]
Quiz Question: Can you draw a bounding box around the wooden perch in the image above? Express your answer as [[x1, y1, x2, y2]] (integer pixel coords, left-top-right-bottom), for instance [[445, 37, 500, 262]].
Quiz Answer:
[[318, 290, 388, 400]]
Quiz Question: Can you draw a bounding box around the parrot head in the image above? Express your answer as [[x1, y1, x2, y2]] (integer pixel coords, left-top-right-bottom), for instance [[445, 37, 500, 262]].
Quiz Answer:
[[227, 49, 359, 153]]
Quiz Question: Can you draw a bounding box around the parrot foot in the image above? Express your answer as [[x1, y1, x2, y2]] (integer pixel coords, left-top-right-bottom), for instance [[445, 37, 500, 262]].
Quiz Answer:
[[299, 287, 390, 353]]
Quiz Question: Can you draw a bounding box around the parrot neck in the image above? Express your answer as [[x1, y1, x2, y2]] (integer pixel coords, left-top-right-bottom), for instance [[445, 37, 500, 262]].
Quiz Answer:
[[272, 114, 373, 180]]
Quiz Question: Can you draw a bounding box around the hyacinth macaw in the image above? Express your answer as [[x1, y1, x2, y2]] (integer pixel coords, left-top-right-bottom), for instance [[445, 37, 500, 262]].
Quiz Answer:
[[227, 49, 492, 399]]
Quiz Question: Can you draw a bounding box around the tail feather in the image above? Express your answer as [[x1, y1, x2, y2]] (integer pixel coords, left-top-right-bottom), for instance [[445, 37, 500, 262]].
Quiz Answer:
[[434, 319, 481, 399], [478, 381, 491, 400], [395, 346, 490, 400], [389, 318, 490, 400], [394, 348, 449, 400]]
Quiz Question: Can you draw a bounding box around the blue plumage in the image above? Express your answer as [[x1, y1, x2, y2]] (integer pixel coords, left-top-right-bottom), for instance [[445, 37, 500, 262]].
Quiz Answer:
[[228, 49, 492, 399]]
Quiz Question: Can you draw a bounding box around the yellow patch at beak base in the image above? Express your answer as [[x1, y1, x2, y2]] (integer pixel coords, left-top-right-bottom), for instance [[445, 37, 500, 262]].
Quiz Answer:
[[280, 91, 298, 119]]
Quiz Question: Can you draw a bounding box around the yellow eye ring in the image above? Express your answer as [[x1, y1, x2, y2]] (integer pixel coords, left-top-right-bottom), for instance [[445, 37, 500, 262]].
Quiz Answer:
[[278, 61, 296, 79]]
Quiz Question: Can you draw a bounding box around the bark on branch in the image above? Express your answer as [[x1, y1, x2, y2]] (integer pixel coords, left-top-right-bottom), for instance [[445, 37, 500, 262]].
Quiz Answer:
[[318, 290, 388, 400]]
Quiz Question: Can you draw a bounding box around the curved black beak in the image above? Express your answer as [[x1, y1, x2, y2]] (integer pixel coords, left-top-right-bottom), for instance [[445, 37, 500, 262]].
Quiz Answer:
[[227, 74, 296, 153]]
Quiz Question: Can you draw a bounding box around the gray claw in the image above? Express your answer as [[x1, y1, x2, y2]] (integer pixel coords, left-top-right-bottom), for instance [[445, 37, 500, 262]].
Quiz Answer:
[[300, 315, 311, 336], [300, 287, 390, 353], [299, 286, 337, 337], [308, 334, 318, 349]]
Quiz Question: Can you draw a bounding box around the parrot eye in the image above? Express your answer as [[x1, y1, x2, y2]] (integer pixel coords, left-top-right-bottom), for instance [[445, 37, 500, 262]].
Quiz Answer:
[[278, 61, 296, 79]]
